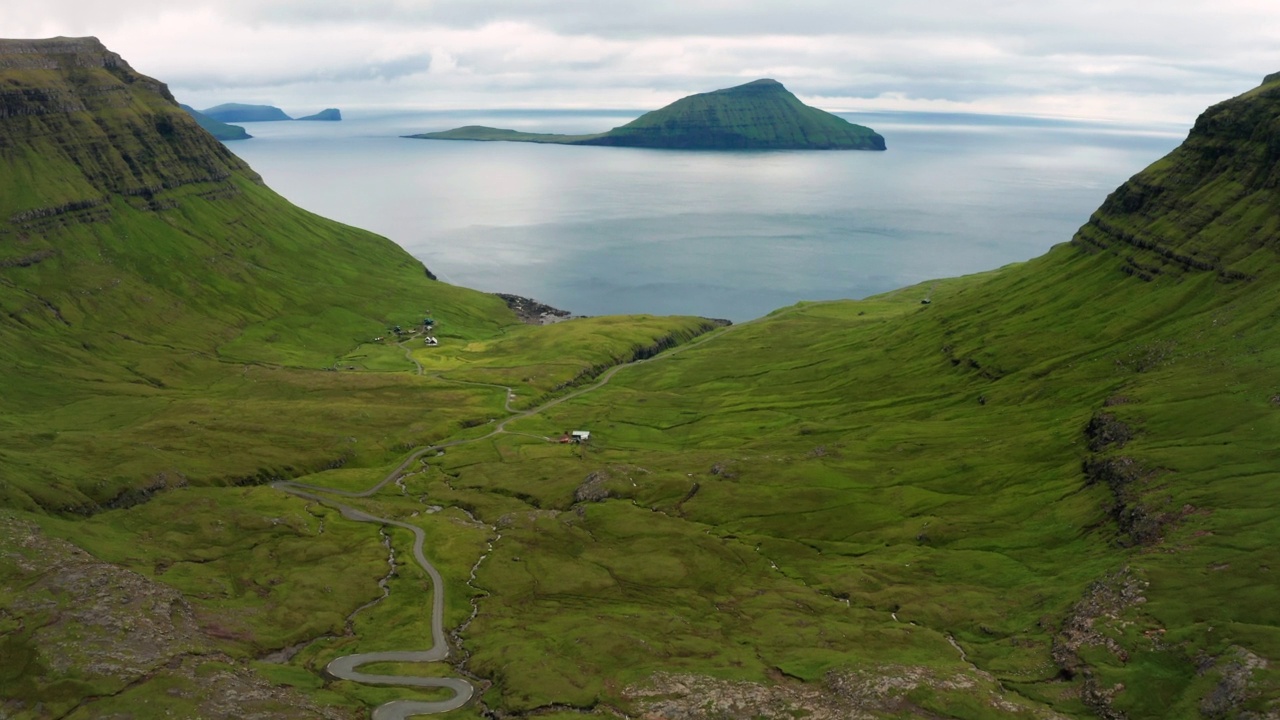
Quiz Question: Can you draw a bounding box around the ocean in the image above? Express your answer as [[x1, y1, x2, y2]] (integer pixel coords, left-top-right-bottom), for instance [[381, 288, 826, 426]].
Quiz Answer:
[[225, 109, 1185, 322]]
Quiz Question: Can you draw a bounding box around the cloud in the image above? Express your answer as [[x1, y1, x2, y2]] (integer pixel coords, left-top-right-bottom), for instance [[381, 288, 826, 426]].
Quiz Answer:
[[7, 0, 1280, 122]]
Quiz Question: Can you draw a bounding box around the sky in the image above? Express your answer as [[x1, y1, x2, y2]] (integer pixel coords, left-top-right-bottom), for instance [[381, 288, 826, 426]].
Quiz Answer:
[[8, 1, 1280, 125]]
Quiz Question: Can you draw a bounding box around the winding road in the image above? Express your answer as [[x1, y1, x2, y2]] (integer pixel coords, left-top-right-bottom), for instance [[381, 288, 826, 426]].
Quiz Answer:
[[274, 324, 737, 718]]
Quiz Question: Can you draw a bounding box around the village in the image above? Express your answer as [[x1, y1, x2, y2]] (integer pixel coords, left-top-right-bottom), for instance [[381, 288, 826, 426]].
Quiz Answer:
[[385, 313, 595, 447]]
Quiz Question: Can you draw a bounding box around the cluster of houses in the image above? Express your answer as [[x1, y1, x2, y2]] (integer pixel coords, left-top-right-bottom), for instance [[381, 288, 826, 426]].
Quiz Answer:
[[421, 316, 438, 346], [385, 315, 441, 346], [381, 313, 597, 445]]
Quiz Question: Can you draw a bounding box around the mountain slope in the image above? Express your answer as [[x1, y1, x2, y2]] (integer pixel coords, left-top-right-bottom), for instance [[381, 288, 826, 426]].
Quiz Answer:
[[1072, 74, 1280, 281], [0, 36, 523, 511], [407, 79, 885, 150]]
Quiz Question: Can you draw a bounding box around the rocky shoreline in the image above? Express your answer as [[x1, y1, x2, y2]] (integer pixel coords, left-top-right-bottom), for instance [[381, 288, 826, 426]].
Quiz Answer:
[[493, 293, 575, 324]]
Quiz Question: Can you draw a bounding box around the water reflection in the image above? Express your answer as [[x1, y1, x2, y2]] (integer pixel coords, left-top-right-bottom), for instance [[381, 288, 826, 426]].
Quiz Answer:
[[228, 110, 1182, 321]]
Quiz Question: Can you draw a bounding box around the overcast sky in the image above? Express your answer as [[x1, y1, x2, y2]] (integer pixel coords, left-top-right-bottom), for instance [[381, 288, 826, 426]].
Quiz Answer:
[[8, 1, 1280, 124]]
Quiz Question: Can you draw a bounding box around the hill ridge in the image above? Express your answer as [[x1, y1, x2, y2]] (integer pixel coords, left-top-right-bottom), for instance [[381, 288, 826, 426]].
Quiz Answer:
[[1072, 72, 1280, 282]]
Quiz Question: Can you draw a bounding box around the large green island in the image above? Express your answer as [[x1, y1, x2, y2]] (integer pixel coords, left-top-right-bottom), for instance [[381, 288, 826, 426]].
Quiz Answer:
[[407, 78, 886, 150]]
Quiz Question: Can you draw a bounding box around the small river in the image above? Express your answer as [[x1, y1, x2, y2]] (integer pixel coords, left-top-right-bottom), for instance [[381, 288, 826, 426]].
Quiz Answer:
[[226, 109, 1185, 322]]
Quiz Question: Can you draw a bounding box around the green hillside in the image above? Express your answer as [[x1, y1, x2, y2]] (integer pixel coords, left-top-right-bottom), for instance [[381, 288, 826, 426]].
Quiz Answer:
[[407, 79, 885, 150], [179, 103, 252, 140], [0, 36, 492, 512], [3, 37, 1280, 720], [0, 38, 712, 514]]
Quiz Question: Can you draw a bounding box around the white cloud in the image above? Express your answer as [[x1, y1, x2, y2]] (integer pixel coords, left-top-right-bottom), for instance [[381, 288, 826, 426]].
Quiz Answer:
[[6, 0, 1279, 123]]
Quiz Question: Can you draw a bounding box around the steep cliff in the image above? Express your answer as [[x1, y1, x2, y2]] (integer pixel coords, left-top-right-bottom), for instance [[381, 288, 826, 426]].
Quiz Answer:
[[0, 37, 257, 215], [1072, 73, 1280, 281]]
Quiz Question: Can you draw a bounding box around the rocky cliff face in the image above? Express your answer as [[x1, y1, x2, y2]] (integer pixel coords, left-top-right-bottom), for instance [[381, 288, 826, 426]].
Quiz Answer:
[[0, 36, 171, 102], [1072, 74, 1280, 282], [0, 36, 257, 228]]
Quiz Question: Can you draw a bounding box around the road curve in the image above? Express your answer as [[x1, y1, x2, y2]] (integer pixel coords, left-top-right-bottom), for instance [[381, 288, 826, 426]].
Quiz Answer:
[[271, 483, 475, 716], [275, 320, 746, 717]]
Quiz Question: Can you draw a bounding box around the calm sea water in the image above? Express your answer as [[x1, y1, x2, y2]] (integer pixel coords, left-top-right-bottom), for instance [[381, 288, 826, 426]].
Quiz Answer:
[[225, 109, 1185, 321]]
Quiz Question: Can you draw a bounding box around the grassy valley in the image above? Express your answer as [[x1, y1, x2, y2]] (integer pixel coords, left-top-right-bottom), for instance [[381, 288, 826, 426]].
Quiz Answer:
[[2, 36, 1279, 720]]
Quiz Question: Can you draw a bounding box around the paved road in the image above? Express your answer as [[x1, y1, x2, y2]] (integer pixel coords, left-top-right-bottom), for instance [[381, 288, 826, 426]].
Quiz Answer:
[[275, 322, 742, 717], [270, 483, 476, 716]]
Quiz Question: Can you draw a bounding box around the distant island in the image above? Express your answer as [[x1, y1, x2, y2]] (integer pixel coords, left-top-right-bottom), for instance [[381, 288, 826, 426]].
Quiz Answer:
[[179, 104, 251, 141], [201, 103, 292, 122], [406, 79, 884, 151], [297, 108, 342, 121], [191, 103, 344, 130]]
